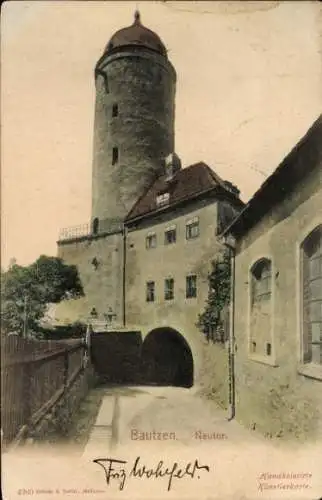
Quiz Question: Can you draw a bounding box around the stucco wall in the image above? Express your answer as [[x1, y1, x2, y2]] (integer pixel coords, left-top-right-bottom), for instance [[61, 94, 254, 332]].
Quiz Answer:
[[198, 340, 229, 409], [57, 232, 124, 326], [125, 198, 229, 385], [234, 165, 322, 440]]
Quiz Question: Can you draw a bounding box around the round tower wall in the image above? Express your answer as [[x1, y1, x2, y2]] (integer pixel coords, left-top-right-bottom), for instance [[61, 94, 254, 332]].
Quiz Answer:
[[91, 49, 176, 221]]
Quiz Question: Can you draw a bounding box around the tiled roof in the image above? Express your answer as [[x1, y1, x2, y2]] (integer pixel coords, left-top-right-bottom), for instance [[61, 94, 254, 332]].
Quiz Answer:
[[223, 114, 322, 240], [125, 162, 243, 221]]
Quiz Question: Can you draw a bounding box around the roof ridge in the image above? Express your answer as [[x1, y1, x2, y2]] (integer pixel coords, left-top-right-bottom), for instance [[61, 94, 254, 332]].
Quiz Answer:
[[204, 164, 226, 187], [182, 161, 225, 183], [222, 113, 322, 238]]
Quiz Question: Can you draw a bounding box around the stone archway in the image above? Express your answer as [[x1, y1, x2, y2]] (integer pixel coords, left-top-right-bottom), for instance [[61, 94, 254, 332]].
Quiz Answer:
[[141, 327, 193, 388]]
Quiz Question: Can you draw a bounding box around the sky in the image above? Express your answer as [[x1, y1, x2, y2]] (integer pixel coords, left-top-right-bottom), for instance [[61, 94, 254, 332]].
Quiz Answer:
[[2, 1, 322, 268]]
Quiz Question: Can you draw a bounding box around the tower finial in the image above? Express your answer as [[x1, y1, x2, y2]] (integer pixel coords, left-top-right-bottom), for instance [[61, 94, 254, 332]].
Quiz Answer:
[[134, 10, 141, 24]]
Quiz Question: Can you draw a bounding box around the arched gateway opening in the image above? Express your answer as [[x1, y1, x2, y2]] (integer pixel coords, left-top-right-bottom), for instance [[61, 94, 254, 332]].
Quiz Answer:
[[141, 327, 193, 388]]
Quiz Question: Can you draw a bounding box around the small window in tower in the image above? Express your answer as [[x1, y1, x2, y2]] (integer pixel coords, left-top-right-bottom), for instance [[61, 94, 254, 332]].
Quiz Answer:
[[266, 342, 272, 356], [112, 103, 118, 118], [112, 147, 119, 165], [92, 217, 99, 235]]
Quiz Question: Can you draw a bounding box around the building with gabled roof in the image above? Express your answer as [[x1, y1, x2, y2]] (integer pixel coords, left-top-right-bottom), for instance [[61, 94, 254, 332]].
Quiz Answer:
[[126, 161, 241, 222], [223, 114, 322, 439]]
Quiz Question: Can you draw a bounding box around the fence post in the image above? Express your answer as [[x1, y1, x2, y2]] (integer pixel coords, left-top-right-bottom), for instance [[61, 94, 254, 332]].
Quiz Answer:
[[63, 350, 69, 388], [23, 362, 32, 424]]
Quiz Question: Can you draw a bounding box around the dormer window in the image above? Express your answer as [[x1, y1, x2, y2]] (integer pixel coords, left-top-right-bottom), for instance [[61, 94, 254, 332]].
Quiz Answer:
[[156, 192, 170, 207], [223, 180, 240, 197], [96, 70, 109, 94]]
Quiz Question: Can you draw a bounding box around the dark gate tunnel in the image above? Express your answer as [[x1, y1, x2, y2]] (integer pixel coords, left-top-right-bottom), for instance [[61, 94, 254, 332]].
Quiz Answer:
[[141, 327, 193, 388]]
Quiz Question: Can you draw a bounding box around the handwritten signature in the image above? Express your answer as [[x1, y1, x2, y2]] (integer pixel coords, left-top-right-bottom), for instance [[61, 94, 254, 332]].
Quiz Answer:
[[93, 456, 210, 491]]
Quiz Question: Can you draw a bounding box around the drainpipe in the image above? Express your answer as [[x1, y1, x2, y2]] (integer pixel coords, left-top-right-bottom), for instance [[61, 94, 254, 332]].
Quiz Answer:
[[223, 234, 237, 421], [122, 224, 127, 328]]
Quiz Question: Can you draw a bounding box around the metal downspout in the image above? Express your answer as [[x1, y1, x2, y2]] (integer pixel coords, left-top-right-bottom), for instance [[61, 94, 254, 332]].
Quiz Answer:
[[227, 245, 236, 421], [122, 225, 127, 328]]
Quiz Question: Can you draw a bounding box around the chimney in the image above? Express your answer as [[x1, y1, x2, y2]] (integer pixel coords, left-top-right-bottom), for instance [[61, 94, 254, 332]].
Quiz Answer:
[[165, 153, 182, 182]]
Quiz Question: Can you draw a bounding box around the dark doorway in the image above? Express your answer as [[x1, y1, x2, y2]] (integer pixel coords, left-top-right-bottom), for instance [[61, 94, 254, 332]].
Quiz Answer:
[[141, 327, 193, 388]]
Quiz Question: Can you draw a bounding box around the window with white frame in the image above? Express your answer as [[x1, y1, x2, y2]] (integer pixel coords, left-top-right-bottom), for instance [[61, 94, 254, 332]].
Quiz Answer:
[[146, 281, 155, 302], [249, 258, 272, 356], [146, 232, 157, 249], [164, 225, 176, 245], [156, 192, 170, 207], [186, 275, 197, 298], [164, 278, 174, 300], [186, 216, 199, 239], [301, 225, 322, 365]]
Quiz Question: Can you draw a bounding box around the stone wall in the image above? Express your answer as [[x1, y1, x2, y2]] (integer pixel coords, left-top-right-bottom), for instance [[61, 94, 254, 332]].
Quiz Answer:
[[57, 232, 124, 326], [198, 340, 229, 409], [92, 48, 176, 221], [56, 195, 240, 391], [234, 164, 322, 441]]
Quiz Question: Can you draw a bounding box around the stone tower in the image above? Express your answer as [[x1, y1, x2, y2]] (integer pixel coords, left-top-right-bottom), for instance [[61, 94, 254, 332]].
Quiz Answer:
[[91, 11, 176, 224]]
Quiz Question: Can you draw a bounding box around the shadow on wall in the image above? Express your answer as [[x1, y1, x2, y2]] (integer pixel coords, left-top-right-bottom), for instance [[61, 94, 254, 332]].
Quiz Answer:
[[90, 327, 193, 388]]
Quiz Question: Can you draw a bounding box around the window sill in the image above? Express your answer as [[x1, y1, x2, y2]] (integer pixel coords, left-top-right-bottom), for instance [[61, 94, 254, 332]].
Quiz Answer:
[[248, 353, 278, 367], [297, 363, 322, 381]]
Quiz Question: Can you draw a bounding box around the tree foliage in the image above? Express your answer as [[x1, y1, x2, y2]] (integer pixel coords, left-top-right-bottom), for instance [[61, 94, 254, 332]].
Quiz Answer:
[[1, 255, 84, 337], [196, 251, 231, 343]]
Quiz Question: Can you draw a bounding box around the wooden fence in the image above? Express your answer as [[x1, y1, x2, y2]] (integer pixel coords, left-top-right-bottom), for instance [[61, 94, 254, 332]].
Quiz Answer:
[[1, 335, 87, 446]]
